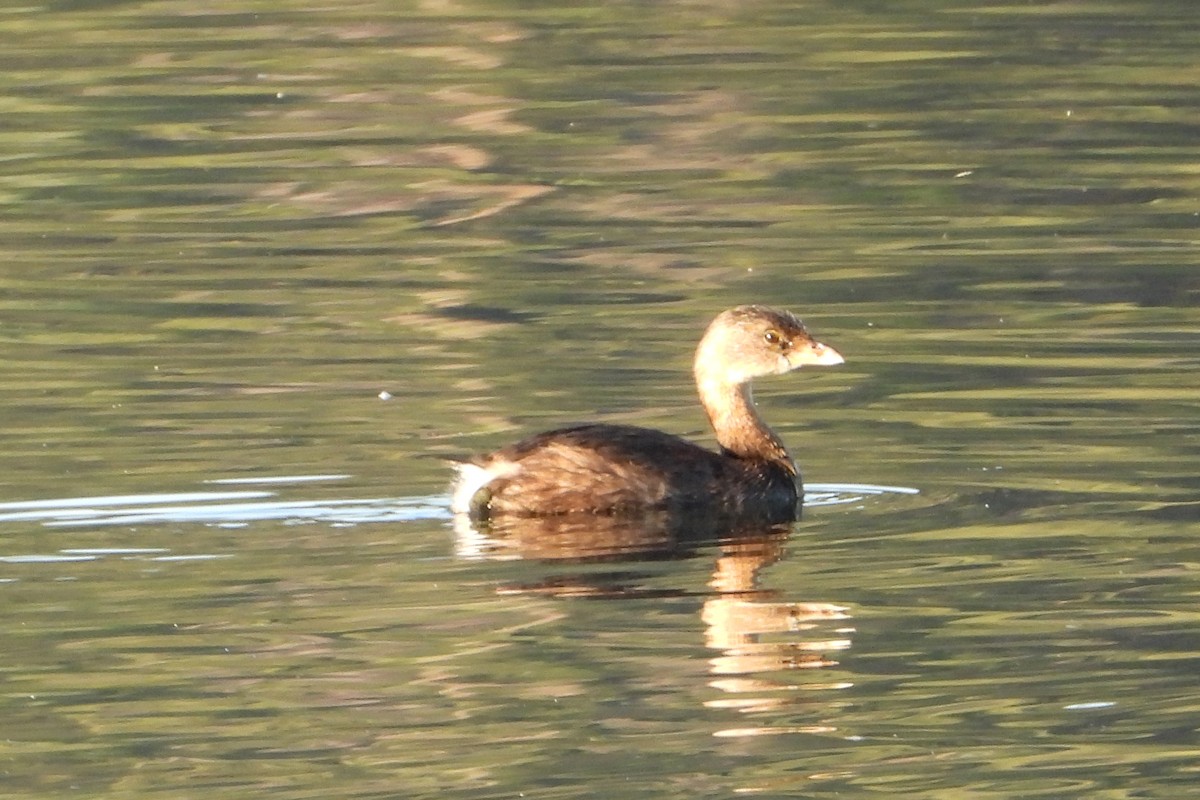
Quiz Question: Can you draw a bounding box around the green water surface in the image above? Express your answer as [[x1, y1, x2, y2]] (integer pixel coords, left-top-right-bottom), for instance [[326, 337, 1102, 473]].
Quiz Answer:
[[1, 1, 1197, 797]]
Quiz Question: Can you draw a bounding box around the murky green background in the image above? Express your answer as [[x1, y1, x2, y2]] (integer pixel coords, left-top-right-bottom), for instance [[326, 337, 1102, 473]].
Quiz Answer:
[[2, 1, 1198, 797]]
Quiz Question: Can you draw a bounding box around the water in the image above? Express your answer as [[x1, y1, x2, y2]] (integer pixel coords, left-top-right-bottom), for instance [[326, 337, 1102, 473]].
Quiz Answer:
[[1, 1, 1198, 797]]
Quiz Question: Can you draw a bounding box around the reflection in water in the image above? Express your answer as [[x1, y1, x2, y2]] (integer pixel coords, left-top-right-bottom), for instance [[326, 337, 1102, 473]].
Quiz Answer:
[[702, 537, 854, 738], [453, 506, 788, 563], [453, 482, 920, 560], [450, 491, 900, 738]]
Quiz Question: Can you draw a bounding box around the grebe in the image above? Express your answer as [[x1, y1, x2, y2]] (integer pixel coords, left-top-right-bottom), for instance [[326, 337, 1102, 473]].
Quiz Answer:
[[451, 305, 843, 519]]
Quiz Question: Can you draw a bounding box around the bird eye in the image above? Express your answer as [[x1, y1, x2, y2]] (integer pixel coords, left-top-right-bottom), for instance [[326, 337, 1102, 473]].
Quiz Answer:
[[763, 329, 782, 346]]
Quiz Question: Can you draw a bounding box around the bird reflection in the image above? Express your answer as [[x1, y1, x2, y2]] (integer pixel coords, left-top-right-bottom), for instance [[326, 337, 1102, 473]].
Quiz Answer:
[[454, 507, 854, 735], [702, 536, 852, 732]]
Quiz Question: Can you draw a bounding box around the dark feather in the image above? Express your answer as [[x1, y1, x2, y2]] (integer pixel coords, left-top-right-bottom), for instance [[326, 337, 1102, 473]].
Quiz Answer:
[[475, 423, 798, 517]]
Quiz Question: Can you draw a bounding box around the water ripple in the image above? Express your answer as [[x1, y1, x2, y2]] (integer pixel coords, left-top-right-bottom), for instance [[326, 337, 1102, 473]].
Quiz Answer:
[[0, 476, 450, 530]]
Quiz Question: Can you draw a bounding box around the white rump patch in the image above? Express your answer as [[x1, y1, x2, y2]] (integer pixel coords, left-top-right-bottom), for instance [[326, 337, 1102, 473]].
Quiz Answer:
[[449, 461, 519, 515]]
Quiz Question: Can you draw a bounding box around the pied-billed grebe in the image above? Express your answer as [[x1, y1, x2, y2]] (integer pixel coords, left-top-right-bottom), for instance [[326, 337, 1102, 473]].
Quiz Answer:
[[451, 305, 843, 519]]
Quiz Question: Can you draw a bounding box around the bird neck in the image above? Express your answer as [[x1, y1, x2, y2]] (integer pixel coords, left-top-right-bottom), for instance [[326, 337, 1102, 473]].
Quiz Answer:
[[696, 374, 796, 475]]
